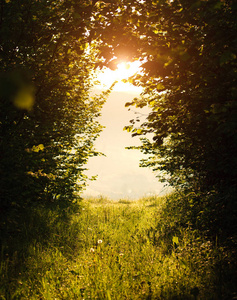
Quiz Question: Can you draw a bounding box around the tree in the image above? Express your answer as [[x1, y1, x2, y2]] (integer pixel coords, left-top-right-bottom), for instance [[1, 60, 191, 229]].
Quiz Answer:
[[0, 0, 106, 219], [92, 0, 237, 235]]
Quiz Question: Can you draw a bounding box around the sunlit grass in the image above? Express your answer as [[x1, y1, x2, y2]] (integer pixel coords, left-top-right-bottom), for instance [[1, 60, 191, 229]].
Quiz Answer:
[[0, 195, 234, 299]]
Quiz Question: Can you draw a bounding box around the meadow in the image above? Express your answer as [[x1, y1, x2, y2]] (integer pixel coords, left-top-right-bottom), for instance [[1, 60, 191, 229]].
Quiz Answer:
[[0, 194, 235, 299]]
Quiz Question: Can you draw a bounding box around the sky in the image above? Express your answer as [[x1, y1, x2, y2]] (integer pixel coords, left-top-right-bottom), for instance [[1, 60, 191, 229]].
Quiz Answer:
[[82, 63, 169, 200]]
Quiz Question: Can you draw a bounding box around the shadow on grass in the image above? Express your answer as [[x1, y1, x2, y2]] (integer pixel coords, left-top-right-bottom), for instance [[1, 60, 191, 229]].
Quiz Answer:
[[0, 201, 81, 297]]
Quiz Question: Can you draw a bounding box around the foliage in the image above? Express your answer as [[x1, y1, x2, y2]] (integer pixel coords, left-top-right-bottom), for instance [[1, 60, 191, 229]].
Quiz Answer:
[[1, 4, 236, 297], [0, 0, 108, 225], [92, 0, 237, 238], [1, 195, 235, 299]]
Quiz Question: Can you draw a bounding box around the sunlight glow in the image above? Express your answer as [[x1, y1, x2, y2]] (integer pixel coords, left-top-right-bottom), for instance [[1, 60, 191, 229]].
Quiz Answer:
[[96, 61, 143, 92]]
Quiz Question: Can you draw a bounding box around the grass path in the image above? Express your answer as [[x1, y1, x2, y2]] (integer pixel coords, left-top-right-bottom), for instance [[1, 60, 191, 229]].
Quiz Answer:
[[0, 196, 228, 299]]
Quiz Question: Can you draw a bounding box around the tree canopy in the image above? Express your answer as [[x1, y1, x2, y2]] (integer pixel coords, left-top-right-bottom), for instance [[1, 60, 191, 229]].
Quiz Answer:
[[91, 0, 237, 236], [0, 0, 108, 218]]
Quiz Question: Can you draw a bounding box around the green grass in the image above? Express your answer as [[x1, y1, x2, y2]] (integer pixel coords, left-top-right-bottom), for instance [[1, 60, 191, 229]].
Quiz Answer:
[[0, 195, 235, 299]]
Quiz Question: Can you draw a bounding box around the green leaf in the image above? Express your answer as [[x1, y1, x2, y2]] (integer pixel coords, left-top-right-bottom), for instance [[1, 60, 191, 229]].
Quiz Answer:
[[125, 102, 134, 107], [123, 126, 133, 132], [172, 236, 179, 245], [136, 129, 143, 135], [156, 83, 165, 90], [32, 144, 45, 152]]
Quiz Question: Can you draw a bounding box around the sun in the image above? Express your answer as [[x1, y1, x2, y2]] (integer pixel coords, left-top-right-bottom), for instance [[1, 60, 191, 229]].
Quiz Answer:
[[96, 61, 142, 92]]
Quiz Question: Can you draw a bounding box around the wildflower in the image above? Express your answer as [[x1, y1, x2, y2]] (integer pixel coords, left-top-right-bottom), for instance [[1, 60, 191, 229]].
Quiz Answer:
[[97, 239, 103, 244], [90, 248, 95, 253]]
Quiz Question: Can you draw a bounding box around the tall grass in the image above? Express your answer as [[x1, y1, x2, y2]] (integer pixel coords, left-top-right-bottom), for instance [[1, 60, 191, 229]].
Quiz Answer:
[[0, 195, 235, 299]]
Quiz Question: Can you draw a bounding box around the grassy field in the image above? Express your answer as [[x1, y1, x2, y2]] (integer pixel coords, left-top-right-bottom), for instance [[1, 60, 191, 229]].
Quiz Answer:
[[0, 195, 235, 299]]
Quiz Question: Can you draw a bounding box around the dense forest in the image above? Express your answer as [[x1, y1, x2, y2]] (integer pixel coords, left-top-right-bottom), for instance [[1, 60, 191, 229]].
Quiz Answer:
[[0, 0, 236, 299]]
